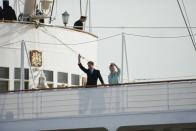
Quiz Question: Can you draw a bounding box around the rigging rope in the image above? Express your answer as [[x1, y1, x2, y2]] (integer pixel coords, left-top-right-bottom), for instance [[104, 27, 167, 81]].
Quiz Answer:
[[1, 32, 196, 48], [0, 41, 21, 47], [176, 0, 196, 52], [80, 0, 82, 16], [85, 0, 89, 17], [88, 0, 92, 33], [83, 0, 89, 30], [25, 33, 121, 46], [135, 75, 196, 82], [181, 0, 196, 46], [57, 24, 196, 29], [125, 33, 196, 39]]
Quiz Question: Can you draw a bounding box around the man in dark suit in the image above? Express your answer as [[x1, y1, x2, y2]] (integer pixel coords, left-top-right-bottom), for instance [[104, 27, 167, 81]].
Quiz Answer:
[[73, 16, 87, 30], [78, 54, 104, 87]]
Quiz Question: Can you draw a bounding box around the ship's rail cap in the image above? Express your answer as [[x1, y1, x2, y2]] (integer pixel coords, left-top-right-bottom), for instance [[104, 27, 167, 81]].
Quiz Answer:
[[0, 20, 98, 38], [1, 78, 196, 94]]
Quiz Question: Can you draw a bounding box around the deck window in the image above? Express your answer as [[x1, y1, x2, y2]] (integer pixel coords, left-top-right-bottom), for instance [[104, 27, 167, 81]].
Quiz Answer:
[[0, 67, 9, 79], [14, 68, 29, 80], [0, 81, 9, 92], [58, 72, 68, 83], [0, 67, 9, 92], [43, 70, 53, 82], [14, 81, 29, 90], [14, 68, 29, 90], [71, 74, 80, 85]]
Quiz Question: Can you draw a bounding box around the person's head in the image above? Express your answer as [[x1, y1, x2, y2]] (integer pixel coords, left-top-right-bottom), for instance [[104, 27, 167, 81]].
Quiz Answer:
[[87, 61, 94, 70], [80, 16, 87, 22], [109, 63, 116, 72]]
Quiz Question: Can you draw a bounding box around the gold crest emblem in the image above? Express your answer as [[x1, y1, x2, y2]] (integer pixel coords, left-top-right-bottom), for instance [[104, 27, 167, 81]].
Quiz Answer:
[[30, 50, 42, 67]]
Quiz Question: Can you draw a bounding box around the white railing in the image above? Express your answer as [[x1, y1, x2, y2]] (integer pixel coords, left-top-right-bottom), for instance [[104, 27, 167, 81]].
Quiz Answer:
[[0, 79, 196, 121]]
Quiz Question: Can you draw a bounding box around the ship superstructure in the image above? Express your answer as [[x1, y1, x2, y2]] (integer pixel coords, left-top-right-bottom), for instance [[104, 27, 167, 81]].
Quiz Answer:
[[0, 0, 196, 131]]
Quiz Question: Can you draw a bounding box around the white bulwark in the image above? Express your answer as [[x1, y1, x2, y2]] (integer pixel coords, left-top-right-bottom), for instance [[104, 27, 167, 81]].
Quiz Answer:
[[0, 79, 196, 131]]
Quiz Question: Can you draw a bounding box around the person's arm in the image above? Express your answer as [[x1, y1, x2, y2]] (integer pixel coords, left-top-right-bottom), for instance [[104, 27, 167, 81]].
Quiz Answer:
[[78, 54, 81, 64], [78, 54, 88, 73], [115, 64, 120, 76], [98, 70, 104, 85], [108, 75, 111, 85]]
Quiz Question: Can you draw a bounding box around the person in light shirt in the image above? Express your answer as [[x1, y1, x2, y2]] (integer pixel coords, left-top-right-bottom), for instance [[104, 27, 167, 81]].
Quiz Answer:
[[108, 63, 120, 85]]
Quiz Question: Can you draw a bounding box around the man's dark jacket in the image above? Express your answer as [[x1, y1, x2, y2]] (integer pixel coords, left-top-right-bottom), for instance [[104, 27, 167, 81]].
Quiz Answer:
[[0, 7, 3, 20], [74, 20, 83, 30], [78, 63, 104, 86]]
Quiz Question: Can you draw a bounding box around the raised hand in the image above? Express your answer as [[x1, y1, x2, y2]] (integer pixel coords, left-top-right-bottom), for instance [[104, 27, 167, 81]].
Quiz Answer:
[[78, 54, 81, 64]]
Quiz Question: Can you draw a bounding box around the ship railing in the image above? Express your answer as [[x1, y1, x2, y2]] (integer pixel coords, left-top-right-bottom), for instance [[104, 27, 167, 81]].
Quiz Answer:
[[0, 78, 196, 121]]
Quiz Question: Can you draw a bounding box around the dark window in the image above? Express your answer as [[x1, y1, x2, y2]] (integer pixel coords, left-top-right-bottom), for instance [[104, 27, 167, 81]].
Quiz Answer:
[[58, 72, 68, 83], [0, 67, 9, 79], [0, 81, 9, 92], [14, 81, 29, 90], [43, 70, 53, 82], [71, 74, 80, 85], [14, 68, 29, 80]]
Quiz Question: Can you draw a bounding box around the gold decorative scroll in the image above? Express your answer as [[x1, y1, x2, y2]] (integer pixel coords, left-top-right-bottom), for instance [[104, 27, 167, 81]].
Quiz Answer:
[[30, 50, 42, 67]]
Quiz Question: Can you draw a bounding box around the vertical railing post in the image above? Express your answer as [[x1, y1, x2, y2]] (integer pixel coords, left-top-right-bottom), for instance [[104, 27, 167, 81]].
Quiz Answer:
[[121, 32, 124, 83], [89, 0, 92, 33], [167, 82, 170, 110], [124, 34, 130, 82], [20, 40, 25, 90]]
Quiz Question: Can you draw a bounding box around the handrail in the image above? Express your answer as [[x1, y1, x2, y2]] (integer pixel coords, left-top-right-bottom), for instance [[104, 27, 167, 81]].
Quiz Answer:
[[0, 78, 196, 94], [0, 78, 196, 122]]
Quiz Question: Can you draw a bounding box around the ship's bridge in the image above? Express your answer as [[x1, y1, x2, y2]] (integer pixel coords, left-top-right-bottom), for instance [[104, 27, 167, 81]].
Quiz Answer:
[[0, 79, 196, 131]]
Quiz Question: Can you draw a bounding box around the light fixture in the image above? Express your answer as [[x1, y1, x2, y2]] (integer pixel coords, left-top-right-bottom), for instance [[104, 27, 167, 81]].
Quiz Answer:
[[40, 0, 53, 11], [62, 11, 70, 26]]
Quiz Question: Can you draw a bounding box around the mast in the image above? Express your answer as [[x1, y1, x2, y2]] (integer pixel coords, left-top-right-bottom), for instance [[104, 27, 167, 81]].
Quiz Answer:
[[89, 0, 92, 33], [121, 32, 124, 83], [20, 40, 25, 90]]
